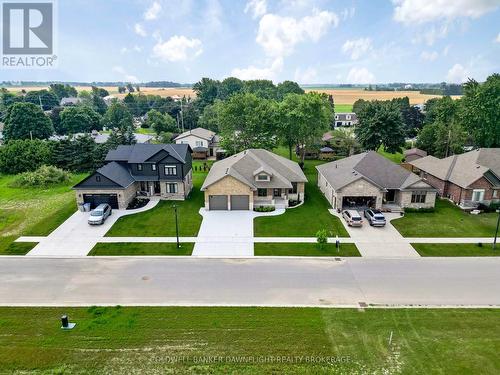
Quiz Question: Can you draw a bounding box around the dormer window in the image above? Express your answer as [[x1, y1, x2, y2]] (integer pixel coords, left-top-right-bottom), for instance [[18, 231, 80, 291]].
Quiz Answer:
[[96, 176, 101, 182], [137, 164, 143, 171], [151, 164, 157, 171], [257, 174, 269, 181]]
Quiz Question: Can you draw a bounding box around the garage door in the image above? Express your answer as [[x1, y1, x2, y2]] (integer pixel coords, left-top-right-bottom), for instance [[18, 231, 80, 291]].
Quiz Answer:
[[230, 195, 249, 210], [209, 195, 228, 210], [83, 194, 119, 209]]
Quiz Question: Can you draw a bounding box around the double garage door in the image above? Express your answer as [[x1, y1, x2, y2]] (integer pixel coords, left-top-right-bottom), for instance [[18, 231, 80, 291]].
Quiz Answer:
[[208, 195, 249, 210], [83, 194, 119, 209]]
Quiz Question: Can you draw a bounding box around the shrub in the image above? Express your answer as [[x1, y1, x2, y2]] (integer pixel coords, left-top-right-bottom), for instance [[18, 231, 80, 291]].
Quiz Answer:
[[11, 165, 70, 187], [404, 207, 435, 213], [254, 206, 275, 212], [316, 229, 328, 250], [127, 198, 150, 210], [288, 199, 300, 207]]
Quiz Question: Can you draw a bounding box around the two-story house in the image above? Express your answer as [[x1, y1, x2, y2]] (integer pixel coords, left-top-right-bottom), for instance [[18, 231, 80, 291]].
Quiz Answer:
[[201, 149, 308, 210], [334, 112, 358, 128], [73, 144, 193, 209], [174, 127, 220, 159]]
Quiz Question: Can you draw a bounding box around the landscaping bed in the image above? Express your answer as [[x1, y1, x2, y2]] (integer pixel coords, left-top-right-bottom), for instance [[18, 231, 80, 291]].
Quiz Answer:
[[255, 242, 360, 256], [412, 243, 500, 257], [89, 242, 194, 256]]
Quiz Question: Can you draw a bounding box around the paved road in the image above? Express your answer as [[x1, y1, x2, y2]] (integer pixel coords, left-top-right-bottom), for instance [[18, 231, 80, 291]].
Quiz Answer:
[[1, 257, 499, 307]]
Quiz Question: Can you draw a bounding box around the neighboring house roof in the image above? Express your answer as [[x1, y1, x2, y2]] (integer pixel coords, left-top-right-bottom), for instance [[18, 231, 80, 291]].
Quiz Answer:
[[174, 127, 215, 142], [60, 97, 82, 106], [106, 143, 190, 164], [322, 132, 333, 142], [316, 151, 432, 191], [334, 112, 358, 122], [192, 146, 209, 152], [73, 161, 135, 189], [409, 148, 500, 188], [201, 149, 308, 191], [48, 132, 153, 144], [404, 148, 427, 158]]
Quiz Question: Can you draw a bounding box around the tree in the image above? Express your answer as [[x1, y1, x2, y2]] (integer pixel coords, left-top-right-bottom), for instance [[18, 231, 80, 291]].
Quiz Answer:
[[243, 80, 278, 99], [355, 101, 406, 153], [3, 102, 54, 141], [276, 80, 304, 100], [460, 74, 500, 147], [91, 86, 109, 98], [60, 106, 101, 134], [49, 106, 65, 134], [198, 100, 223, 132], [24, 90, 59, 110], [352, 99, 368, 114], [218, 77, 244, 100], [91, 94, 107, 115], [193, 78, 220, 108], [123, 93, 138, 116], [126, 83, 135, 93], [102, 102, 133, 131], [0, 139, 53, 174], [145, 109, 176, 134], [278, 92, 333, 163], [49, 84, 77, 100], [118, 86, 127, 94], [0, 88, 22, 119], [219, 92, 278, 153]]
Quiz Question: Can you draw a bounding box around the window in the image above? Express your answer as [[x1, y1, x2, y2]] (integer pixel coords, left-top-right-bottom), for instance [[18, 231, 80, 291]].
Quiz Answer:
[[257, 188, 267, 197], [151, 164, 157, 171], [137, 164, 143, 171], [164, 165, 177, 175], [257, 174, 269, 181], [96, 176, 101, 182], [166, 183, 178, 193], [411, 191, 426, 203], [289, 182, 298, 194], [472, 189, 485, 202], [195, 140, 203, 147], [493, 190, 498, 198]]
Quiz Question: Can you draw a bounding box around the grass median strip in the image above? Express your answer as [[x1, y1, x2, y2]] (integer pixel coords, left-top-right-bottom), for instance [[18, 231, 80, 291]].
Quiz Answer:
[[89, 242, 194, 256], [412, 243, 500, 257], [255, 242, 361, 256], [0, 307, 498, 374], [0, 239, 37, 255]]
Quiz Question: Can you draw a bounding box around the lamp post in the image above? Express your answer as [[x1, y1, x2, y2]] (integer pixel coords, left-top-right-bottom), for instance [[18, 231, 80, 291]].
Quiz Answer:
[[493, 209, 500, 250], [173, 204, 180, 249]]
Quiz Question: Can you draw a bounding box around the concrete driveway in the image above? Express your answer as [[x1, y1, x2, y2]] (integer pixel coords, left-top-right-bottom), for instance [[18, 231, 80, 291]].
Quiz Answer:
[[331, 210, 420, 258], [25, 200, 159, 257], [192, 208, 284, 257]]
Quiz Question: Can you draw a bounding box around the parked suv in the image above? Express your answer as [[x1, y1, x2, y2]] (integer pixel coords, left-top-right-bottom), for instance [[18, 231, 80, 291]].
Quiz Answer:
[[364, 209, 386, 227], [342, 210, 363, 227], [88, 204, 112, 225]]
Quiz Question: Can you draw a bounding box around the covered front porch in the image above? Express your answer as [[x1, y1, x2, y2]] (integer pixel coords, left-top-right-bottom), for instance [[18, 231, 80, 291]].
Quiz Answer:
[[253, 187, 301, 209]]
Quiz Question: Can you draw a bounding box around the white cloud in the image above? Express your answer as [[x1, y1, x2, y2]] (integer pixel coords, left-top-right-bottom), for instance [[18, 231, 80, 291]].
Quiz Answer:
[[346, 67, 375, 84], [244, 0, 267, 19], [134, 23, 147, 37], [256, 9, 338, 58], [341, 38, 372, 60], [112, 66, 139, 83], [393, 0, 499, 24], [231, 58, 283, 80], [340, 7, 355, 20], [411, 23, 449, 46], [205, 0, 223, 31], [120, 45, 142, 54], [294, 66, 317, 83], [446, 63, 469, 83], [420, 50, 439, 61], [152, 35, 203, 62], [442, 45, 451, 56], [495, 32, 500, 43], [144, 1, 162, 21]]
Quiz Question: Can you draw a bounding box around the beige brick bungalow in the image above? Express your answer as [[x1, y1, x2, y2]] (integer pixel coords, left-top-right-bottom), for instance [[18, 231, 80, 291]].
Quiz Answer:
[[316, 151, 436, 211], [201, 149, 307, 210]]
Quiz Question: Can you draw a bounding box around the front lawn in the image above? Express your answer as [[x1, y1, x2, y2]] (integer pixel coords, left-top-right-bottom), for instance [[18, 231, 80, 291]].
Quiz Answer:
[[392, 199, 498, 237], [377, 145, 404, 163], [105, 173, 205, 237], [89, 242, 194, 256], [0, 307, 498, 374], [255, 242, 360, 256], [0, 238, 37, 255], [0, 173, 85, 253], [254, 160, 349, 237], [412, 243, 500, 257]]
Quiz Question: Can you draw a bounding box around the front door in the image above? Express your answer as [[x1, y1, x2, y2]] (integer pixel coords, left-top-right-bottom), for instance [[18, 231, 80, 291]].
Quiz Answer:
[[273, 188, 281, 198], [154, 181, 161, 194], [385, 189, 396, 202]]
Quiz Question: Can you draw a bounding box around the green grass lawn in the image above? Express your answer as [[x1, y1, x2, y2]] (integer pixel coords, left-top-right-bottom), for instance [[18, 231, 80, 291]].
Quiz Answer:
[[89, 242, 194, 255], [254, 158, 349, 237], [335, 104, 354, 112], [0, 239, 37, 255], [0, 307, 498, 374], [392, 199, 498, 237], [255, 242, 360, 256], [105, 173, 205, 237], [0, 173, 86, 254], [377, 145, 404, 163], [412, 243, 500, 256]]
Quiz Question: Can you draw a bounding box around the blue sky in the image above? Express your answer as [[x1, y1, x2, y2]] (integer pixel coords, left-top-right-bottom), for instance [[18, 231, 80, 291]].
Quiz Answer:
[[2, 0, 500, 84]]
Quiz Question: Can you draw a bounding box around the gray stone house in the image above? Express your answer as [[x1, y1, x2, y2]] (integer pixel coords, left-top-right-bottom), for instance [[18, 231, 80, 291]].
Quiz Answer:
[[316, 151, 436, 211], [73, 144, 193, 209]]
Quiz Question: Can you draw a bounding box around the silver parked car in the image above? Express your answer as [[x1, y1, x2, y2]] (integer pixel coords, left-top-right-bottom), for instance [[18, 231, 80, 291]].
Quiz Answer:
[[88, 203, 112, 225], [342, 210, 363, 227], [364, 209, 386, 227]]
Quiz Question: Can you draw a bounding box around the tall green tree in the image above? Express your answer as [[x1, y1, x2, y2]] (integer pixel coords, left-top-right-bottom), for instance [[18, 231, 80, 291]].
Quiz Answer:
[[198, 100, 223, 132], [243, 80, 278, 99], [218, 77, 244, 100], [193, 78, 220, 108], [0, 139, 53, 174], [219, 92, 278, 153], [102, 102, 133, 131], [24, 90, 59, 110], [145, 109, 176, 134], [59, 106, 101, 134], [355, 101, 406, 153], [49, 84, 77, 100], [3, 102, 54, 141], [276, 80, 304, 100]]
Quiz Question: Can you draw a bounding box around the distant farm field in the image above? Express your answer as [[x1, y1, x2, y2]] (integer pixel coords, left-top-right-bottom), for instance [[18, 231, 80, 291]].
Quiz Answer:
[[3, 86, 444, 104]]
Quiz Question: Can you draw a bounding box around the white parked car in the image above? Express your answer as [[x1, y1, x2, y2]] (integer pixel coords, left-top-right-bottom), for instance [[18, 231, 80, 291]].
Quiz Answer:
[[342, 210, 363, 227], [88, 204, 112, 225]]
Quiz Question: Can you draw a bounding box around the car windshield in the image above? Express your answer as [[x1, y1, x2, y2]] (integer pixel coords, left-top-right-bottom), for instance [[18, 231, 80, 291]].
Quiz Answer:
[[90, 210, 103, 216]]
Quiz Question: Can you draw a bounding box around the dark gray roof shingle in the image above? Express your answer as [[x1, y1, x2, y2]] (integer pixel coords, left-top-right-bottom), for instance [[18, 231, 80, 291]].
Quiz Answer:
[[105, 144, 190, 164]]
